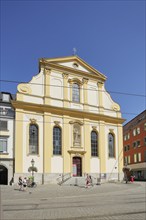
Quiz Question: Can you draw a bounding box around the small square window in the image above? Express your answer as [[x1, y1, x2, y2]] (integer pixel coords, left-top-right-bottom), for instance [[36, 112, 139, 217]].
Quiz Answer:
[[2, 94, 10, 102]]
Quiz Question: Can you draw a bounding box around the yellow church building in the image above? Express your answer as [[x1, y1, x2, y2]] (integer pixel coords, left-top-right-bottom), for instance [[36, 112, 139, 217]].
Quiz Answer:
[[12, 56, 125, 184]]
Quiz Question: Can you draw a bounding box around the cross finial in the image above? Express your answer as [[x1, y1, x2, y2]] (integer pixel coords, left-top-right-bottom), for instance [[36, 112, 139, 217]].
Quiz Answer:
[[73, 48, 77, 55]]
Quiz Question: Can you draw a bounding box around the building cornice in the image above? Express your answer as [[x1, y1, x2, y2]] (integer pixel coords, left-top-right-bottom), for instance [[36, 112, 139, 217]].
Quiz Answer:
[[40, 61, 106, 82], [12, 100, 125, 124]]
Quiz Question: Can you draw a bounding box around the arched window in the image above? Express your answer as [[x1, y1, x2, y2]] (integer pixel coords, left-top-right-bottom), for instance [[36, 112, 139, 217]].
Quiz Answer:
[[108, 133, 115, 158], [91, 131, 98, 156], [72, 83, 80, 103], [29, 124, 38, 154], [53, 126, 62, 155]]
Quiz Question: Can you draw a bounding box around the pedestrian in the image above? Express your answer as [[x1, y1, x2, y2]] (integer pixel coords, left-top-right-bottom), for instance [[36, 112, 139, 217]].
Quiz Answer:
[[23, 177, 27, 191], [85, 174, 90, 188], [89, 175, 93, 186], [18, 176, 23, 191]]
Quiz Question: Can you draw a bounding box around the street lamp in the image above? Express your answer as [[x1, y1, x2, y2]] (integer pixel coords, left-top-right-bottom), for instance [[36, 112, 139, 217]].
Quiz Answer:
[[31, 159, 35, 177]]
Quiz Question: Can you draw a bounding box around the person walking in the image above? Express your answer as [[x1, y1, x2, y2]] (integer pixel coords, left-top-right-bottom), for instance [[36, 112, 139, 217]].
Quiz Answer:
[[23, 177, 27, 191], [18, 176, 23, 191], [85, 174, 90, 188]]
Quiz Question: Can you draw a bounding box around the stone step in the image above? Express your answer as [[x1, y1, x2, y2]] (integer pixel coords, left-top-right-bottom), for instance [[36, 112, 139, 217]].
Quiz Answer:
[[62, 176, 100, 186]]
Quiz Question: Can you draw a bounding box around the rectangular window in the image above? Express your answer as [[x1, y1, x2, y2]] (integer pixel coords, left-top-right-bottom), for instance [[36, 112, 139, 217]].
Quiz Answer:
[[0, 121, 8, 131], [133, 142, 136, 148], [134, 154, 137, 163], [124, 156, 128, 165], [138, 153, 141, 162], [0, 137, 7, 152], [144, 137, 146, 146], [137, 140, 140, 147], [133, 129, 136, 136], [128, 155, 130, 164], [2, 94, 10, 102], [136, 127, 140, 134], [144, 151, 146, 162]]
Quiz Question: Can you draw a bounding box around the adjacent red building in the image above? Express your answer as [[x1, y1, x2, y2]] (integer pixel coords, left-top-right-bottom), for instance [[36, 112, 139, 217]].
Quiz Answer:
[[123, 110, 146, 180]]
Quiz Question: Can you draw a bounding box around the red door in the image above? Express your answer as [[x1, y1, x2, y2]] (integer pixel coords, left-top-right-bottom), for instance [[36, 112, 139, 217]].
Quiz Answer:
[[73, 157, 82, 176]]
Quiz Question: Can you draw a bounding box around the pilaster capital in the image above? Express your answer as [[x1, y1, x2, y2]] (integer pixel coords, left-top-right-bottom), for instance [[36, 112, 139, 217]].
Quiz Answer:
[[44, 68, 51, 75], [97, 81, 104, 88], [62, 73, 69, 79], [82, 78, 89, 85]]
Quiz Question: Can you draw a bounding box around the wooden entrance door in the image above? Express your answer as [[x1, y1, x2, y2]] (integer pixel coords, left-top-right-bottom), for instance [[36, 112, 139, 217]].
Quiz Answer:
[[73, 157, 82, 176]]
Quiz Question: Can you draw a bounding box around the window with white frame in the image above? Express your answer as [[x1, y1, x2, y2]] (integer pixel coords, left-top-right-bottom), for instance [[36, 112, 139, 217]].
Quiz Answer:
[[91, 131, 98, 156], [108, 133, 115, 158], [0, 121, 8, 131], [72, 83, 80, 103], [29, 124, 38, 154], [136, 127, 140, 134], [53, 126, 62, 155], [0, 137, 8, 153], [134, 154, 137, 163], [133, 129, 136, 136], [144, 123, 146, 131], [2, 94, 10, 102], [138, 153, 141, 162]]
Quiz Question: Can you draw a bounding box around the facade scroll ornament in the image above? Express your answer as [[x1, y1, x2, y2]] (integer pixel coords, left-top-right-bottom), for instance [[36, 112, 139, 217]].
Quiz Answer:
[[17, 84, 32, 94]]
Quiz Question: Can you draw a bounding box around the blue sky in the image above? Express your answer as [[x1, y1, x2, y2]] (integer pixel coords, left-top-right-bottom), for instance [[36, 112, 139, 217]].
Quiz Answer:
[[0, 0, 145, 123]]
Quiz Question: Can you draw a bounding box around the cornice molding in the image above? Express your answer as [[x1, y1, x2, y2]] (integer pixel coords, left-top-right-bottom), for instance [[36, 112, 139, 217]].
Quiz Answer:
[[12, 100, 125, 124], [40, 62, 106, 81]]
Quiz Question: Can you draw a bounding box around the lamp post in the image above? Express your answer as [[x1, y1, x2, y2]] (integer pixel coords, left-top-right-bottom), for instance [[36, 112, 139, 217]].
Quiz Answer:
[[31, 159, 35, 177]]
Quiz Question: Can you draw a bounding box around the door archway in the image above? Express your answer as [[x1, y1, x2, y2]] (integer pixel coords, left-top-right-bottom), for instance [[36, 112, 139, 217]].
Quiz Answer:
[[72, 157, 82, 176], [0, 165, 8, 185]]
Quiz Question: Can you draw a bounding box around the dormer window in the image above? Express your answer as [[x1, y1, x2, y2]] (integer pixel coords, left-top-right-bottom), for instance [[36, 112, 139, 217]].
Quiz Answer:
[[2, 94, 10, 102]]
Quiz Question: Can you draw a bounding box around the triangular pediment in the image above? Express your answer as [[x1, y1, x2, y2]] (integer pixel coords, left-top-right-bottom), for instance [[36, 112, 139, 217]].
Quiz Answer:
[[40, 56, 107, 81]]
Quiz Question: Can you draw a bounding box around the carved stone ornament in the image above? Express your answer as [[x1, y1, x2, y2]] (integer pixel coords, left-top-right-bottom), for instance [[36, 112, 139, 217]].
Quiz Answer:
[[68, 78, 83, 85], [45, 68, 51, 75], [92, 126, 97, 131], [73, 123, 81, 146], [82, 78, 89, 84], [30, 118, 37, 124], [17, 84, 32, 94], [109, 129, 114, 133], [62, 73, 69, 79], [112, 103, 120, 111], [69, 120, 84, 126], [54, 121, 60, 125]]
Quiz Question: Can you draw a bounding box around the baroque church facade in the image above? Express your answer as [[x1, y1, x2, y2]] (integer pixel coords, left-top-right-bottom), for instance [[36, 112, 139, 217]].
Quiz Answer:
[[12, 56, 125, 184]]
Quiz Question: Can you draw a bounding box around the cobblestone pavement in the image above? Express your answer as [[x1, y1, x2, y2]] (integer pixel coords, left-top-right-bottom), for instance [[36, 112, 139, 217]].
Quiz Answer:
[[0, 181, 146, 220]]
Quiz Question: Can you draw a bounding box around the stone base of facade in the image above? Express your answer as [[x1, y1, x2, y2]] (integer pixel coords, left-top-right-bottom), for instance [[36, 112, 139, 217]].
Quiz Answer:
[[14, 172, 124, 185]]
